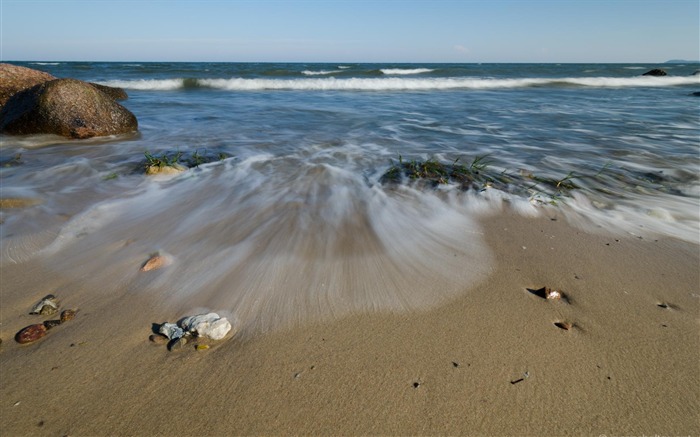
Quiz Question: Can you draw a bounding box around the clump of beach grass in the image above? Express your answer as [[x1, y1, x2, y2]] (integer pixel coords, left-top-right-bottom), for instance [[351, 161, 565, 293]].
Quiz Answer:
[[141, 148, 232, 175]]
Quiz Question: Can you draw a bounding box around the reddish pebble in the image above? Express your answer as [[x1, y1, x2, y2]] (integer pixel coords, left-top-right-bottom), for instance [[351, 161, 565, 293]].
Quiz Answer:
[[60, 309, 76, 323], [140, 255, 167, 272], [15, 324, 48, 344]]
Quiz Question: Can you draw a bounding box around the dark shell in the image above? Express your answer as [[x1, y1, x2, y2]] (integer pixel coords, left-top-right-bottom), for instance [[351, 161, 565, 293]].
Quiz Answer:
[[43, 319, 62, 329], [60, 309, 76, 323], [15, 324, 48, 344], [29, 294, 58, 315]]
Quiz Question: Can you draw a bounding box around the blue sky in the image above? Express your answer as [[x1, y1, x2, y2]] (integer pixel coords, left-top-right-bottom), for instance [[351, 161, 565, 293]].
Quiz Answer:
[[1, 0, 698, 62]]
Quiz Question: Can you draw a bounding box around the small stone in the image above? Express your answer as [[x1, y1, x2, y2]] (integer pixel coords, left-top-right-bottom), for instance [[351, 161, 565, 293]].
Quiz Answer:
[[60, 309, 77, 323], [180, 313, 232, 340], [554, 321, 573, 331], [168, 336, 189, 352], [43, 319, 62, 330], [149, 334, 168, 345], [15, 324, 48, 344], [159, 322, 184, 340], [140, 254, 168, 272]]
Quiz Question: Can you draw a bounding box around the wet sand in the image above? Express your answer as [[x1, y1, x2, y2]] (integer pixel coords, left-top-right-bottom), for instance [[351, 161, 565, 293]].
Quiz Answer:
[[1, 212, 698, 436]]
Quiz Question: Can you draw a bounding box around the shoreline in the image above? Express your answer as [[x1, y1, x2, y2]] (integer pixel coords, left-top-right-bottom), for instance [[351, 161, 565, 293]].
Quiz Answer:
[[1, 211, 698, 435]]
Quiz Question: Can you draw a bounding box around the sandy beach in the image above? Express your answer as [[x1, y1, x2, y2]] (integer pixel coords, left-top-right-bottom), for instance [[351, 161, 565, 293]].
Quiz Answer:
[[1, 210, 698, 436]]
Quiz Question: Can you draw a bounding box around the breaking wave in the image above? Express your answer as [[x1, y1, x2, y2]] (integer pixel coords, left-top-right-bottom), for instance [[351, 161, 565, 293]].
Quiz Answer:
[[380, 68, 434, 75], [98, 75, 700, 92]]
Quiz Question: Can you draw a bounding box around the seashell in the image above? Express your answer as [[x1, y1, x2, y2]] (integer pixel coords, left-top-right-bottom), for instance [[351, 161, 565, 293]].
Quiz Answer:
[[60, 309, 77, 323], [43, 320, 62, 330], [15, 324, 48, 344], [554, 321, 573, 331], [30, 295, 59, 315], [140, 254, 169, 272], [545, 288, 562, 300]]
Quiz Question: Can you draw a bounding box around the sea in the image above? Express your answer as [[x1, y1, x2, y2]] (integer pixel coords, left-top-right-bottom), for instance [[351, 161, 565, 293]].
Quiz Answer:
[[2, 62, 699, 334]]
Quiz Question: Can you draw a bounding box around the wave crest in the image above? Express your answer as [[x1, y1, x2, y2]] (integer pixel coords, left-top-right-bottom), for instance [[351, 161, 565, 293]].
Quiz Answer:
[[97, 75, 700, 91]]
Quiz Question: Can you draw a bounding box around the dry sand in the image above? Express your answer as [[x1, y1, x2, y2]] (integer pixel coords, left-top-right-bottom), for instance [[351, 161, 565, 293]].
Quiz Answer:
[[1, 212, 698, 436]]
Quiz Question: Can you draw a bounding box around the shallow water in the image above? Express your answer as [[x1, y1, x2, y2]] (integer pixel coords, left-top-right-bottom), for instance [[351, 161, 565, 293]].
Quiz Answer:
[[2, 62, 698, 333]]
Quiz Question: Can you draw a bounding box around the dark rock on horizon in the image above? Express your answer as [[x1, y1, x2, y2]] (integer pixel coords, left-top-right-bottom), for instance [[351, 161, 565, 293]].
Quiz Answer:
[[0, 78, 138, 139], [0, 63, 55, 107], [642, 69, 667, 76]]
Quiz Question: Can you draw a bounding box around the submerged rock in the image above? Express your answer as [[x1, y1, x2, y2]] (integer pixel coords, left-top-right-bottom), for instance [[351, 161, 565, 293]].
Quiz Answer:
[[0, 198, 42, 209], [0, 78, 138, 139], [642, 69, 667, 76], [141, 254, 170, 271]]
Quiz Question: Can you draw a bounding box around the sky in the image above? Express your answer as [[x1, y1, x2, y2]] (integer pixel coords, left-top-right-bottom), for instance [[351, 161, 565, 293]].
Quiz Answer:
[[1, 0, 698, 63]]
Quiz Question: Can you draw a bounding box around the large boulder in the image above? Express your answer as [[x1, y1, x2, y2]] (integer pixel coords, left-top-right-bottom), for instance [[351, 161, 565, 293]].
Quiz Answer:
[[89, 82, 128, 101], [0, 63, 56, 107], [0, 78, 138, 139]]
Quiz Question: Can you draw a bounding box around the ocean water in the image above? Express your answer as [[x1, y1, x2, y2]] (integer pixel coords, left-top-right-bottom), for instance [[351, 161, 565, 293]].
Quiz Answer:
[[2, 62, 699, 334]]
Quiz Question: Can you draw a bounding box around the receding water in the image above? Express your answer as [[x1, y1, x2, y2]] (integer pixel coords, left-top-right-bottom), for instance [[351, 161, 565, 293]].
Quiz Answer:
[[2, 62, 698, 334]]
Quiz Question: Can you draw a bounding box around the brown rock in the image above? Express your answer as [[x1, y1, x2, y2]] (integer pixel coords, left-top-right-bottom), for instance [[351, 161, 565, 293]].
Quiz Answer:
[[0, 78, 138, 139], [149, 334, 169, 345], [89, 82, 128, 100], [15, 324, 48, 344], [60, 309, 76, 323], [0, 63, 55, 107], [43, 319, 62, 330], [140, 254, 168, 271]]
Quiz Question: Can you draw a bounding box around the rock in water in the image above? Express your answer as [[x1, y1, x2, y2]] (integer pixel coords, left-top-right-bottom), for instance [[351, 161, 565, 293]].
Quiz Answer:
[[0, 78, 138, 139], [642, 69, 667, 76], [140, 254, 169, 271], [15, 324, 48, 344], [180, 313, 232, 340], [0, 63, 55, 107]]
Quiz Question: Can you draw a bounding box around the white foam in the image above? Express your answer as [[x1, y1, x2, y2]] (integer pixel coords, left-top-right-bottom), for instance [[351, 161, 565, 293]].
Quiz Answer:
[[380, 68, 434, 75], [302, 70, 343, 75], [99, 75, 700, 91], [97, 78, 184, 90]]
